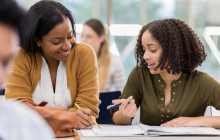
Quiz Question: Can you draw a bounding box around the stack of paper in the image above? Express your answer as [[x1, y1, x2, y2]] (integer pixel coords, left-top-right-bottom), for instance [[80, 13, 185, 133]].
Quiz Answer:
[[81, 124, 220, 137]]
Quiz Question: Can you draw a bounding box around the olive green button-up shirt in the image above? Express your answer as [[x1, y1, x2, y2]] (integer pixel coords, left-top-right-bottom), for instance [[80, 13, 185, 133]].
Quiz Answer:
[[111, 65, 220, 125]]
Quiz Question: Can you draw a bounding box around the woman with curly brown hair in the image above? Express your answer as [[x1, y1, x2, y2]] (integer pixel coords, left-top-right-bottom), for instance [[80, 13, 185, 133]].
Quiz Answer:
[[111, 18, 220, 128]]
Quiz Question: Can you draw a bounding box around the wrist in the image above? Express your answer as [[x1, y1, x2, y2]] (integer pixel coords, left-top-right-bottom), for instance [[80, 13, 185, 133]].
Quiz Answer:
[[198, 116, 212, 127]]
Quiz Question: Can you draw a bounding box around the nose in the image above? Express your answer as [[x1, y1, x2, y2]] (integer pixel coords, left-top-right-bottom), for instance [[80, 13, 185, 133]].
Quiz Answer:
[[63, 39, 74, 50], [143, 50, 150, 61]]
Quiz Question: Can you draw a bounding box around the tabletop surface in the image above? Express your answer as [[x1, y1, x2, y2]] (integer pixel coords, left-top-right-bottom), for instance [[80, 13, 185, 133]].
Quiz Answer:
[[55, 125, 220, 140]]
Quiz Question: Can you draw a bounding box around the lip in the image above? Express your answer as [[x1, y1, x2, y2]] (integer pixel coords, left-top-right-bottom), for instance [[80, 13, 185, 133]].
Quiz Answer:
[[147, 63, 155, 69], [57, 50, 70, 57]]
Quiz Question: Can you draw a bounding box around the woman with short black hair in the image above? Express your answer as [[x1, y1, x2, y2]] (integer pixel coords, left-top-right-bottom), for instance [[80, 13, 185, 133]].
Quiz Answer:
[[5, 0, 100, 129], [111, 18, 220, 128]]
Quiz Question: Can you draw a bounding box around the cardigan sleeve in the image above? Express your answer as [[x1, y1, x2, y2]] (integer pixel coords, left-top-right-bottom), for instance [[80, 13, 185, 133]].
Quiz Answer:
[[199, 73, 220, 110], [5, 48, 34, 102], [69, 44, 101, 118]]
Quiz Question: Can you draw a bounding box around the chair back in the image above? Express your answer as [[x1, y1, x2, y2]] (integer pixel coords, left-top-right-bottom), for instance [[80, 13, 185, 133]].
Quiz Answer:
[[0, 89, 5, 95], [96, 91, 121, 124]]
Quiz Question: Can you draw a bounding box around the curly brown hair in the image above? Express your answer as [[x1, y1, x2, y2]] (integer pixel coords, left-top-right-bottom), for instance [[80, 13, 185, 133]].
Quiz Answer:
[[135, 18, 207, 74]]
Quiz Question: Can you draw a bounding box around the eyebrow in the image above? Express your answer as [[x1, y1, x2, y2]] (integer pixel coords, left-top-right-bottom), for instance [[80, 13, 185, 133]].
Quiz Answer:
[[51, 30, 73, 40], [146, 44, 157, 46]]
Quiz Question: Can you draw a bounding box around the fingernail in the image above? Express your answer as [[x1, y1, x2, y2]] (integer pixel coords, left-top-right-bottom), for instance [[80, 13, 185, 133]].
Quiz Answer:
[[129, 96, 133, 99]]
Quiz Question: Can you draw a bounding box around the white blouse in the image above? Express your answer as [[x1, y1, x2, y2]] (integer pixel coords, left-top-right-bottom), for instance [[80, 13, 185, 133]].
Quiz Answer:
[[105, 54, 126, 92], [32, 56, 72, 109]]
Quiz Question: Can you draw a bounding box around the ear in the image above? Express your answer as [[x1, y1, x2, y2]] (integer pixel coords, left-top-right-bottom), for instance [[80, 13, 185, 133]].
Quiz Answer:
[[34, 36, 41, 47], [99, 35, 105, 43]]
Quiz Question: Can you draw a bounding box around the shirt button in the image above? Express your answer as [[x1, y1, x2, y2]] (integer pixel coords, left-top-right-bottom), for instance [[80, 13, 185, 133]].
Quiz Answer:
[[161, 92, 163, 94], [179, 81, 181, 83], [170, 104, 172, 106], [173, 84, 176, 86], [161, 120, 163, 122], [167, 110, 170, 112], [173, 92, 175, 95], [159, 80, 160, 82], [161, 104, 164, 106], [161, 115, 163, 117], [172, 99, 174, 101], [162, 85, 164, 87], [161, 108, 164, 111], [167, 116, 169, 118], [161, 98, 164, 100]]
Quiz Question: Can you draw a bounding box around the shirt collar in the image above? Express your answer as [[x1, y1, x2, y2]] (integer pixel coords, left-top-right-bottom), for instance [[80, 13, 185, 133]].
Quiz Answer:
[[155, 72, 188, 90]]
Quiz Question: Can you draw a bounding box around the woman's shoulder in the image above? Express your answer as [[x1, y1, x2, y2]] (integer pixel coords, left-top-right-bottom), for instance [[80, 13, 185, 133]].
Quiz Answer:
[[15, 47, 41, 64], [131, 64, 147, 72], [129, 64, 150, 78], [68, 43, 97, 64], [74, 43, 96, 55], [189, 70, 219, 84], [109, 53, 122, 66], [191, 70, 211, 78]]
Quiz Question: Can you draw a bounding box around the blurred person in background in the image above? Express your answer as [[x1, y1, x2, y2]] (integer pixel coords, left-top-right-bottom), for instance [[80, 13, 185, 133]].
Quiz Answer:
[[5, 0, 100, 129], [0, 0, 54, 139], [81, 19, 126, 92], [111, 18, 220, 128]]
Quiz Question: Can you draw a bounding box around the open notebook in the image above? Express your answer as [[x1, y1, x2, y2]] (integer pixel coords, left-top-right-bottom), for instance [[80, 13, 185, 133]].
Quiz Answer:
[[81, 123, 220, 137]]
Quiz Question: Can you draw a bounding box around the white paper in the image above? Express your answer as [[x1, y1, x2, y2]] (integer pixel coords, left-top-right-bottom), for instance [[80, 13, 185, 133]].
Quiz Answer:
[[195, 127, 220, 135], [141, 124, 193, 133], [81, 129, 96, 136], [92, 125, 144, 136], [82, 124, 220, 137]]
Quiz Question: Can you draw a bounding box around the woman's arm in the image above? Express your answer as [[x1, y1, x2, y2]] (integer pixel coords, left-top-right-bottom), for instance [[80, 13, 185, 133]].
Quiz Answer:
[[162, 116, 220, 128], [5, 48, 38, 102], [111, 66, 142, 125], [112, 111, 132, 125], [112, 97, 136, 125], [68, 44, 101, 117]]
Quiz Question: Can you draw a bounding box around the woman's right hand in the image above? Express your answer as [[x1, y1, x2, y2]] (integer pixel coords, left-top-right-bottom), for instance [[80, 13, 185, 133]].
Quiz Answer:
[[112, 96, 137, 117], [75, 108, 94, 129]]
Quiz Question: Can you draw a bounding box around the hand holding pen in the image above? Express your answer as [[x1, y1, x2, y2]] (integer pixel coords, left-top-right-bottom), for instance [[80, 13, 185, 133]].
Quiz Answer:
[[111, 96, 137, 117], [75, 103, 101, 129]]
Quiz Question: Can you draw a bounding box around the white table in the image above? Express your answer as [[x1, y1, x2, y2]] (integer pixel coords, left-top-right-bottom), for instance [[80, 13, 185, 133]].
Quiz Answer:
[[55, 125, 220, 140]]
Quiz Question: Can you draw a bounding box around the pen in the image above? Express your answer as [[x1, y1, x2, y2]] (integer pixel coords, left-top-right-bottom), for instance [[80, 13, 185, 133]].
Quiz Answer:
[[75, 103, 101, 129], [107, 100, 133, 110]]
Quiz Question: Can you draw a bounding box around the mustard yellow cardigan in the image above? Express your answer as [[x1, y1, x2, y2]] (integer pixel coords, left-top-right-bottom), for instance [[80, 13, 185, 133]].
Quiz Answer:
[[5, 43, 101, 117]]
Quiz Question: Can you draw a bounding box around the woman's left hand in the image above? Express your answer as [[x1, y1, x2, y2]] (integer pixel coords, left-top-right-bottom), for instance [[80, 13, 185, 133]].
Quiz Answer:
[[161, 117, 202, 127]]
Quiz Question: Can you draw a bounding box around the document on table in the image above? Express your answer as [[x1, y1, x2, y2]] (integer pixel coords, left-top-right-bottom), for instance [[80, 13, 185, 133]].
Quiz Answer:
[[92, 125, 144, 136], [81, 124, 220, 137]]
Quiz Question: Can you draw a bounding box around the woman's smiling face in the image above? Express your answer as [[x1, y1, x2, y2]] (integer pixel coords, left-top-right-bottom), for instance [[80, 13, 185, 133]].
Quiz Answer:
[[35, 17, 75, 62]]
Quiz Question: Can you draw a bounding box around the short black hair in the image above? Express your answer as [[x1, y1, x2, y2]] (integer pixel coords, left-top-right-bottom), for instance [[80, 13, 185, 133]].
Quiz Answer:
[[135, 18, 207, 74], [0, 0, 25, 35], [21, 0, 76, 54]]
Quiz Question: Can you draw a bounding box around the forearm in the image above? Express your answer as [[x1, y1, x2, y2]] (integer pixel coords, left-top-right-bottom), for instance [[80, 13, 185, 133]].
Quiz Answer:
[[112, 111, 132, 125], [199, 116, 220, 128]]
